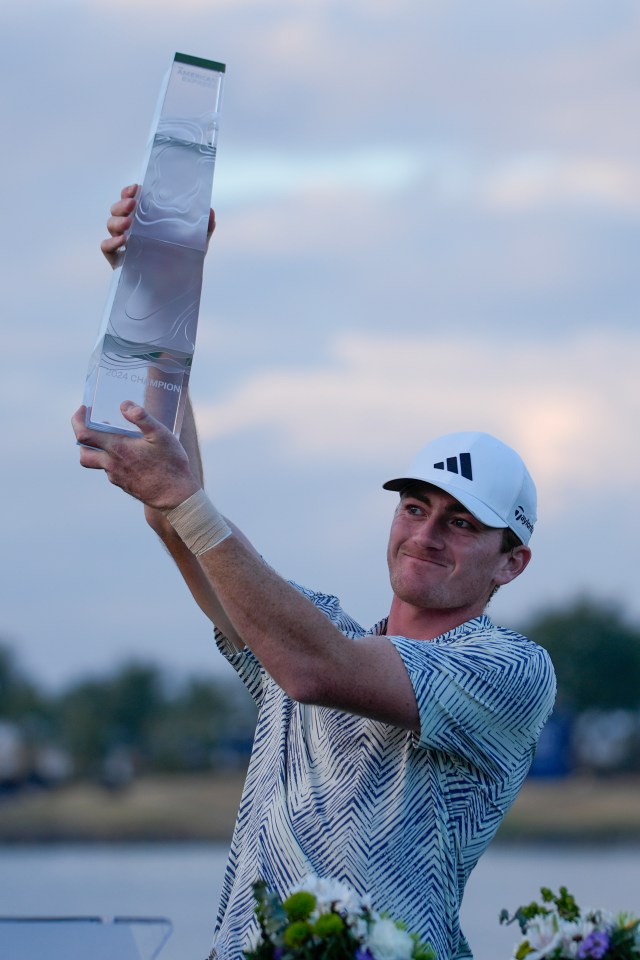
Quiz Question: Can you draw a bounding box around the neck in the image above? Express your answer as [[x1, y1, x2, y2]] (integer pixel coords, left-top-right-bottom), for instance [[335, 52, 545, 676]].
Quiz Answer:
[[385, 595, 487, 641]]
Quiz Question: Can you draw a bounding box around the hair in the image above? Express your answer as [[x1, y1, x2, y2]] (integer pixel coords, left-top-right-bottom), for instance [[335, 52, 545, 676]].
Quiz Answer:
[[500, 526, 523, 553]]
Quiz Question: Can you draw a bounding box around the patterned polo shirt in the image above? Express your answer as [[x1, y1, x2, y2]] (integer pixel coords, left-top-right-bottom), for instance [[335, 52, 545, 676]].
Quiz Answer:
[[209, 585, 556, 960]]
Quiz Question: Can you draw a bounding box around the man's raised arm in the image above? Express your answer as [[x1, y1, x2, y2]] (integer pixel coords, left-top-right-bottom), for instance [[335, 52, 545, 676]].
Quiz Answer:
[[82, 189, 419, 728], [71, 402, 420, 732]]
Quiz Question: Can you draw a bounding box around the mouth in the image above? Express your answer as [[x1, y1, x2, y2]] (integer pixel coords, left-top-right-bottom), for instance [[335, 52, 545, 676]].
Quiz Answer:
[[401, 551, 448, 568]]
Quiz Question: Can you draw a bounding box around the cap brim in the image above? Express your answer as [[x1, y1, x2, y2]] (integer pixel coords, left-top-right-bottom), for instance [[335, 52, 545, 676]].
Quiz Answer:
[[382, 476, 509, 530]]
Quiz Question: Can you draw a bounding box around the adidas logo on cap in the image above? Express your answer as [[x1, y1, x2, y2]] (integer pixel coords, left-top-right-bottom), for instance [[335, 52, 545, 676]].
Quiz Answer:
[[433, 452, 473, 481]]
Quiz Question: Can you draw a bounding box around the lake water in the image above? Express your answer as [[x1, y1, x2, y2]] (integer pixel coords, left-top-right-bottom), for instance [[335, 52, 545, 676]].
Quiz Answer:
[[0, 842, 638, 960]]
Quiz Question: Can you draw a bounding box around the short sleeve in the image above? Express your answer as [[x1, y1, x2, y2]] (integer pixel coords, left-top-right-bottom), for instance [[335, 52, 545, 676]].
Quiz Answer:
[[286, 582, 367, 637], [214, 626, 268, 707], [388, 631, 556, 779]]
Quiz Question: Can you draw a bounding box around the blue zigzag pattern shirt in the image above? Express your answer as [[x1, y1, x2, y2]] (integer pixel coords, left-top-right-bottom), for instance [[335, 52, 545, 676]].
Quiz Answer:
[[210, 586, 556, 960]]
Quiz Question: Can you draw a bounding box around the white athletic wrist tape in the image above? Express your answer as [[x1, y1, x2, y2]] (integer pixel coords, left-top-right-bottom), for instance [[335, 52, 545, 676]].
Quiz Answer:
[[163, 489, 232, 557]]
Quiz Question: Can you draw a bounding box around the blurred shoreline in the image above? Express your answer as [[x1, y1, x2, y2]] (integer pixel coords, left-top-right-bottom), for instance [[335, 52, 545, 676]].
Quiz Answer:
[[1, 772, 639, 845]]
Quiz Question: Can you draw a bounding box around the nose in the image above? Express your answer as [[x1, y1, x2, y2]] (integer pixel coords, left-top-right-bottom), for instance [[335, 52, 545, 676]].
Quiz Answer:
[[412, 513, 446, 550]]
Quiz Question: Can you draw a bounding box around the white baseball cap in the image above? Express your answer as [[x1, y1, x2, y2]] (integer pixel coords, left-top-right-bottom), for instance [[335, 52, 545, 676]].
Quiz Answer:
[[383, 431, 537, 545]]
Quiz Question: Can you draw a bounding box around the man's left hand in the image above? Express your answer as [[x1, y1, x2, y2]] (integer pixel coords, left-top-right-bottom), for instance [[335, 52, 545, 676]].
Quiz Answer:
[[72, 402, 200, 510]]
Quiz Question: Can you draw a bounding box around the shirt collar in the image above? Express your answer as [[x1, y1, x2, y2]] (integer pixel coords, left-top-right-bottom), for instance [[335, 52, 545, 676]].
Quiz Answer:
[[368, 613, 494, 640]]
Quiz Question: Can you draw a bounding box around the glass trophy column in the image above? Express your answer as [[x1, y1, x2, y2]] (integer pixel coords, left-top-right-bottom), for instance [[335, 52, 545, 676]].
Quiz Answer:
[[84, 53, 225, 437]]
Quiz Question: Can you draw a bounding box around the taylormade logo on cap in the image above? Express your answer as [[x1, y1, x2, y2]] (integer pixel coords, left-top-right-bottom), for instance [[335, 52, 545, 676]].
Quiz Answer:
[[382, 431, 537, 545], [514, 505, 535, 537]]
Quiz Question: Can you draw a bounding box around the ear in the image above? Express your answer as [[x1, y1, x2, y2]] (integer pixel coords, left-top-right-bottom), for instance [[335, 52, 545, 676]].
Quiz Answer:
[[494, 545, 532, 587]]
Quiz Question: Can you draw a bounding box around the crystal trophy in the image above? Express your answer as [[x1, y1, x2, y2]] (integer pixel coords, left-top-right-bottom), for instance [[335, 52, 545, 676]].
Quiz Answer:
[[84, 53, 225, 437]]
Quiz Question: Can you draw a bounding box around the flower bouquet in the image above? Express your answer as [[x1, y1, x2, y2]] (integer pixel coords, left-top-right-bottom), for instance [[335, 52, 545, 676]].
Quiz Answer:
[[243, 874, 434, 960], [500, 886, 640, 960]]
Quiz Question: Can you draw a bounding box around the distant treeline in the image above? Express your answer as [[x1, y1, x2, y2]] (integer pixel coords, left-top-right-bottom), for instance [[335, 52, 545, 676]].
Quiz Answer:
[[2, 598, 640, 786], [0, 652, 256, 789], [523, 598, 640, 776]]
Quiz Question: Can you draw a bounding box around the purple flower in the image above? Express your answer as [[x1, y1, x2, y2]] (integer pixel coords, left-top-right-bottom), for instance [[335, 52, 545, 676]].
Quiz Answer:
[[577, 930, 610, 959], [273, 949, 284, 960], [355, 949, 374, 960]]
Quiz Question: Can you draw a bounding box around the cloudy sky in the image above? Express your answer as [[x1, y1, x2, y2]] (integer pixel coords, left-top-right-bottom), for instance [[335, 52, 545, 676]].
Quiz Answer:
[[2, 0, 639, 688]]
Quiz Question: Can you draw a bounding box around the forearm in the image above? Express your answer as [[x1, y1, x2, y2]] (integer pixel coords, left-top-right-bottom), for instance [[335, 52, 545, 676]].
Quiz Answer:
[[144, 395, 244, 648], [198, 535, 349, 702]]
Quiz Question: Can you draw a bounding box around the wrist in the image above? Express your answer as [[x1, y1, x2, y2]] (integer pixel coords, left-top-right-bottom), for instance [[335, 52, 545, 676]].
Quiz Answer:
[[162, 489, 232, 557]]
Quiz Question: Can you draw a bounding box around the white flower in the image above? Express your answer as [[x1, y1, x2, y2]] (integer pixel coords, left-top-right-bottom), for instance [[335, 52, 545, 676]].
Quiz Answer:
[[290, 874, 365, 923], [367, 917, 414, 960], [586, 908, 610, 927], [558, 919, 595, 958], [352, 916, 371, 942], [518, 913, 563, 960]]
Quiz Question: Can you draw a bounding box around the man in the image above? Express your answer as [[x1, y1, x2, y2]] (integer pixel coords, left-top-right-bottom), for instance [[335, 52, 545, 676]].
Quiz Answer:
[[72, 189, 555, 960]]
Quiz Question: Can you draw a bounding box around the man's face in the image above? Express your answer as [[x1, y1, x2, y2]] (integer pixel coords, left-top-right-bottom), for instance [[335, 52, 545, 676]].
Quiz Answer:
[[386, 483, 528, 617]]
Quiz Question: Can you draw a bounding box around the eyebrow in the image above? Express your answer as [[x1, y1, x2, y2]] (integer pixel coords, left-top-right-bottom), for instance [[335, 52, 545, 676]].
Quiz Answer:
[[401, 487, 476, 518]]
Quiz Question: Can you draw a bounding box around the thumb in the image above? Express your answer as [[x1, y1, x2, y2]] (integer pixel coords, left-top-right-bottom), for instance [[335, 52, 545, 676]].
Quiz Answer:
[[120, 401, 166, 439]]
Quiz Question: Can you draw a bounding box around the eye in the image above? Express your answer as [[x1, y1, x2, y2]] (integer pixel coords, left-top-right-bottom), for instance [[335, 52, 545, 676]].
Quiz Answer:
[[451, 517, 474, 530], [400, 499, 424, 516]]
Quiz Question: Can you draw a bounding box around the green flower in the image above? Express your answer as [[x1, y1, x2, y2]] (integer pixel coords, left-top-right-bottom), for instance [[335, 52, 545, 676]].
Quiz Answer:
[[284, 921, 312, 948], [313, 913, 345, 938], [283, 891, 317, 922]]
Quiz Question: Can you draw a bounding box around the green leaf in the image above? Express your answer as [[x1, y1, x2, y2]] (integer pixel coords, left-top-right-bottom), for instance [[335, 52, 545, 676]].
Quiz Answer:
[[253, 880, 288, 944], [514, 940, 533, 960]]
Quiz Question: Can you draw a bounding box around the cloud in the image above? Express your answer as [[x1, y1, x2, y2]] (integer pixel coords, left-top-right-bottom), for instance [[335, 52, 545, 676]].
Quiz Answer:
[[215, 142, 640, 224], [195, 329, 640, 509], [481, 155, 640, 213], [217, 146, 424, 206]]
